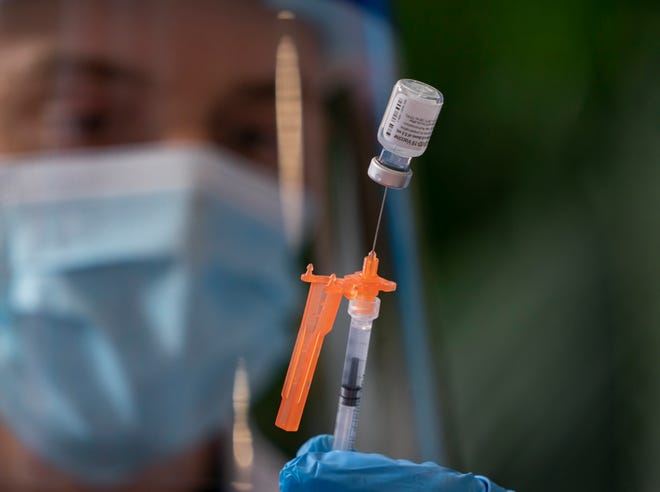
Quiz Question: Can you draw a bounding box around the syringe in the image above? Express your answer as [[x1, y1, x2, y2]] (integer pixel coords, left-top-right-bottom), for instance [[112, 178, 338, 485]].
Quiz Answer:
[[333, 79, 442, 450], [332, 296, 380, 450], [276, 78, 442, 450]]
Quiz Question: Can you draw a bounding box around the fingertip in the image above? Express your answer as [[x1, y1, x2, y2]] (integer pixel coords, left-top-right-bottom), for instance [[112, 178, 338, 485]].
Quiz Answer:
[[296, 434, 333, 456], [476, 475, 515, 492], [278, 464, 295, 492]]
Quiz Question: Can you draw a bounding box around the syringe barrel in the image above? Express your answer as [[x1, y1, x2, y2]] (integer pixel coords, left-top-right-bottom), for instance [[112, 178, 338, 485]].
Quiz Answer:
[[333, 297, 380, 451]]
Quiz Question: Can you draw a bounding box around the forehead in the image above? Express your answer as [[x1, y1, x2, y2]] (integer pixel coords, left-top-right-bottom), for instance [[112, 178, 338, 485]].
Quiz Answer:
[[0, 0, 321, 90]]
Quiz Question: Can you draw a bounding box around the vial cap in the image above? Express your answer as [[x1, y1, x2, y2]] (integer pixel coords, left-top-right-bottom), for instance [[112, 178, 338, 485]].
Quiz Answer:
[[367, 157, 412, 189]]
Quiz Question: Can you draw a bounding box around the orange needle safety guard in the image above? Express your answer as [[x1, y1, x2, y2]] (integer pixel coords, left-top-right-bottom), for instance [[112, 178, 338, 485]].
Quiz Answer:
[[275, 251, 396, 432]]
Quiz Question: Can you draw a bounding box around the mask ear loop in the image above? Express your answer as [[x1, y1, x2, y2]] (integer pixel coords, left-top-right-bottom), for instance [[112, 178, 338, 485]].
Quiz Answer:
[[230, 358, 254, 491]]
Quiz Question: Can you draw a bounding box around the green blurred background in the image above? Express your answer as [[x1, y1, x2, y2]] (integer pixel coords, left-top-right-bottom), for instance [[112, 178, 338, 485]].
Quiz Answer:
[[393, 1, 660, 491]]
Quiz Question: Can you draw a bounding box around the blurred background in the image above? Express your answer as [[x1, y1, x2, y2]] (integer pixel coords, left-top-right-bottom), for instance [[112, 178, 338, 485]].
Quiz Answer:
[[391, 1, 660, 491]]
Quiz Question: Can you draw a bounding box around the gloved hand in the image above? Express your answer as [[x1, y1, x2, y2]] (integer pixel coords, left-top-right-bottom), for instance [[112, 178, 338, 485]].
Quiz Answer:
[[280, 435, 513, 492]]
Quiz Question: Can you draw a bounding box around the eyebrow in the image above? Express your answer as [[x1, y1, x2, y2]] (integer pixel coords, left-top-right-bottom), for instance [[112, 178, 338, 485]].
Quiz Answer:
[[233, 80, 276, 101], [35, 54, 150, 89], [223, 77, 320, 107]]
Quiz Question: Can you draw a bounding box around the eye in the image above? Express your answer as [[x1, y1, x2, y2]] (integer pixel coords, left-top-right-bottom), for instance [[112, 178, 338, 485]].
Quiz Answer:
[[36, 63, 153, 150], [41, 92, 154, 149], [226, 123, 277, 156], [42, 103, 115, 146], [68, 111, 109, 135], [208, 113, 279, 172]]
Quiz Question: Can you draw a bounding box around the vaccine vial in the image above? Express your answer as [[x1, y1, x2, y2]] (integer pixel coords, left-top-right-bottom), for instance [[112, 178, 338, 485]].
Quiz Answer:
[[368, 79, 443, 189]]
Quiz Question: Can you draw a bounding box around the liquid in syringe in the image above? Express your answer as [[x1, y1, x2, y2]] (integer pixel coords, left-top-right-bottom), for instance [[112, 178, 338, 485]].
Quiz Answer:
[[333, 297, 380, 450]]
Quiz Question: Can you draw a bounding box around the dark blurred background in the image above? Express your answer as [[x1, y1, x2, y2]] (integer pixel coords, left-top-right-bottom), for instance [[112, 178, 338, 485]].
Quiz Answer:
[[392, 1, 660, 491]]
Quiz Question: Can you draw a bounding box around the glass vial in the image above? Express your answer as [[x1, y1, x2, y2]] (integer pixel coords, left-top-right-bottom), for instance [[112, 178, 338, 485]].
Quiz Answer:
[[368, 79, 443, 188]]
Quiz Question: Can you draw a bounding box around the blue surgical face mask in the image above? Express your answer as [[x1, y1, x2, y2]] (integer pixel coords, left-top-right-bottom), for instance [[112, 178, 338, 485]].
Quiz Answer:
[[0, 145, 297, 485]]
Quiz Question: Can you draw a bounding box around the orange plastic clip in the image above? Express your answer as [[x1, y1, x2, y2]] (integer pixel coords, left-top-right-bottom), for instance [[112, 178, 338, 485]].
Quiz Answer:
[[275, 251, 395, 431]]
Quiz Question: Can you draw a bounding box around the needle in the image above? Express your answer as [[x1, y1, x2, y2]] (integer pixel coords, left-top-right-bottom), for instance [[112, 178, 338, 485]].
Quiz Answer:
[[370, 187, 388, 253]]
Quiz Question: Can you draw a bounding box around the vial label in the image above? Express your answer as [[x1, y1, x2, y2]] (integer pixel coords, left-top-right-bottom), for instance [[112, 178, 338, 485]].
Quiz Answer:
[[381, 95, 442, 151]]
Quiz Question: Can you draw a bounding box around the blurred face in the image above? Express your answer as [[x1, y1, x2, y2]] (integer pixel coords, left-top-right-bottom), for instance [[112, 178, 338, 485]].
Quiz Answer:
[[0, 1, 326, 491]]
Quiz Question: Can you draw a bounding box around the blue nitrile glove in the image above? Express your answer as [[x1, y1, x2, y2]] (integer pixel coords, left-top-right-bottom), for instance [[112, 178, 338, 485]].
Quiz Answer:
[[280, 435, 513, 492]]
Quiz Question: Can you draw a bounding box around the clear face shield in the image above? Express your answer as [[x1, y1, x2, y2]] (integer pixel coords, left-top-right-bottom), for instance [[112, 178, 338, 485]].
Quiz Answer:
[[0, 0, 427, 490]]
